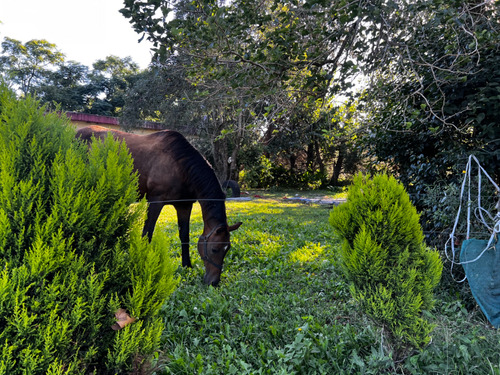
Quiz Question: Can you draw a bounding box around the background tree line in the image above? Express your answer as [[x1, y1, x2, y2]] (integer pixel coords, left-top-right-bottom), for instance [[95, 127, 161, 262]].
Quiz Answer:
[[0, 37, 140, 117]]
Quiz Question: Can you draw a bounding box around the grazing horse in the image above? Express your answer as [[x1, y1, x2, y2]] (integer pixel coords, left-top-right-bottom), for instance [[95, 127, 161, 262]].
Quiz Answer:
[[76, 125, 242, 286]]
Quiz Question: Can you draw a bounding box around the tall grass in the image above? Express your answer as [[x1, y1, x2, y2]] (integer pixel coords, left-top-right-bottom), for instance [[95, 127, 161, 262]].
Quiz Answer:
[[154, 195, 500, 374]]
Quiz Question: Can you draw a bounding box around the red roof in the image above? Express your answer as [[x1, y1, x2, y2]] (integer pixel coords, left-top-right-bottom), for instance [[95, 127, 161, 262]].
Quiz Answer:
[[65, 112, 164, 130], [66, 112, 119, 125]]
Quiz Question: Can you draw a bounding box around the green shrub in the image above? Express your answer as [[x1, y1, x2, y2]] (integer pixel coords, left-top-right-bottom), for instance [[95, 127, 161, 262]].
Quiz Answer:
[[239, 155, 274, 188], [239, 157, 327, 190], [0, 84, 178, 374], [329, 173, 442, 358]]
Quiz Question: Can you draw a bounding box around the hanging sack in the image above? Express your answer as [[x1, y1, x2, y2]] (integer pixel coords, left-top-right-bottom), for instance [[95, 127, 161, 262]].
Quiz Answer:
[[460, 237, 500, 326], [446, 155, 500, 326]]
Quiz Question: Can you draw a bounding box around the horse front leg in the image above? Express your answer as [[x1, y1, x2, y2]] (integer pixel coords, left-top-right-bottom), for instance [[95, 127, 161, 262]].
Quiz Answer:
[[143, 201, 164, 241], [175, 203, 193, 268]]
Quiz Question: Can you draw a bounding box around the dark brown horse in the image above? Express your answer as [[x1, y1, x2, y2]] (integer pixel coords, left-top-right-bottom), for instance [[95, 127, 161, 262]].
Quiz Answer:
[[76, 125, 242, 286]]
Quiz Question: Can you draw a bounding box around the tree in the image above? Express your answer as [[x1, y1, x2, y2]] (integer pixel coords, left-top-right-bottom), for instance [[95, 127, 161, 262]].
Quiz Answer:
[[120, 0, 360, 103], [86, 55, 141, 116], [120, 0, 370, 183], [121, 58, 200, 130], [33, 54, 143, 117], [260, 99, 361, 187], [0, 37, 64, 95], [322, 102, 362, 186], [36, 60, 91, 111], [121, 0, 500, 191], [0, 36, 146, 118]]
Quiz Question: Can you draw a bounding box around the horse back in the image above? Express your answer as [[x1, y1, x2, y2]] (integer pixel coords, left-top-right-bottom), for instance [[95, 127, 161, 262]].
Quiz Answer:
[[75, 126, 201, 200]]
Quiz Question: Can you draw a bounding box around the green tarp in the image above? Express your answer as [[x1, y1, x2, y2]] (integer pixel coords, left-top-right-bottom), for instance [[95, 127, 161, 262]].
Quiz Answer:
[[461, 238, 500, 327]]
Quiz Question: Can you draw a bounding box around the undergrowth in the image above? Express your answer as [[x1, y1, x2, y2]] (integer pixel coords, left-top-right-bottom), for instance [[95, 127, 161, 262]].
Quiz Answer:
[[154, 195, 500, 374]]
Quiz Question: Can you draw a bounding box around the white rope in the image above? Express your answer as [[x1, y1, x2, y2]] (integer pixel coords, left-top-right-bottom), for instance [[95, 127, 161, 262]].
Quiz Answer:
[[445, 155, 500, 282]]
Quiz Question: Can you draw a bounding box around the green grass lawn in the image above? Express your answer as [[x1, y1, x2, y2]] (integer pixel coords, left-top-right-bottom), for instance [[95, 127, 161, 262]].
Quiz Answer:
[[152, 192, 500, 374]]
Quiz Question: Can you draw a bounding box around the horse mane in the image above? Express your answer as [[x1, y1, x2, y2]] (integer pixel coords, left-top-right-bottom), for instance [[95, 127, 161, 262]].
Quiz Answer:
[[157, 131, 226, 202]]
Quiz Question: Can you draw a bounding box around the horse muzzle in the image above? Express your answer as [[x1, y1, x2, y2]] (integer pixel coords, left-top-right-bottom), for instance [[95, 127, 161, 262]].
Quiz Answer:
[[203, 272, 221, 287]]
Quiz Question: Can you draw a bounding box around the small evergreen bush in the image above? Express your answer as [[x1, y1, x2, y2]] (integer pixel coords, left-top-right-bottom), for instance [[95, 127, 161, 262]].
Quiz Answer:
[[329, 173, 442, 357], [0, 84, 178, 374]]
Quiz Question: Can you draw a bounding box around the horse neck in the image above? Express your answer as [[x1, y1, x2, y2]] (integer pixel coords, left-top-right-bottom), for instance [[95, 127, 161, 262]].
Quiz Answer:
[[198, 199, 228, 230], [183, 156, 227, 229]]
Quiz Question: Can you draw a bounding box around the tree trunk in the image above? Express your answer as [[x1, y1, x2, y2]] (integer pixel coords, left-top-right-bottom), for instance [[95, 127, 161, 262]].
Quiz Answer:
[[211, 131, 228, 183], [220, 139, 229, 182], [290, 154, 296, 173], [329, 147, 345, 186], [306, 142, 315, 170], [228, 110, 243, 181], [315, 141, 325, 174], [262, 122, 275, 159]]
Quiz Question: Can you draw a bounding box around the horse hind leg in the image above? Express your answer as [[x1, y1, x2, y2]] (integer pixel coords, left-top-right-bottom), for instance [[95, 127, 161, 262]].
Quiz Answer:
[[143, 202, 164, 241]]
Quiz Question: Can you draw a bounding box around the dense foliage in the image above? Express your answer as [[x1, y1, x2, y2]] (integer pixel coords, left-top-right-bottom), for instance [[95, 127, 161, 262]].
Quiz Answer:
[[0, 37, 65, 96], [357, 0, 500, 245], [0, 84, 177, 374], [329, 174, 442, 357]]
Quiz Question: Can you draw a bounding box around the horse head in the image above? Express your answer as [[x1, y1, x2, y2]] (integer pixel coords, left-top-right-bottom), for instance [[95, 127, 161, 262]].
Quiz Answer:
[[198, 222, 242, 286]]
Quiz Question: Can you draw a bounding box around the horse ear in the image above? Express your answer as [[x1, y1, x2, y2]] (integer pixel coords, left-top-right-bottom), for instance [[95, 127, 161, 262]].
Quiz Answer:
[[228, 222, 242, 232]]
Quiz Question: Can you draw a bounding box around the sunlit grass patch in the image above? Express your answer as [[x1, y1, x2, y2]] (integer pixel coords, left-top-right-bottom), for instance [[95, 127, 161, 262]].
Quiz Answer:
[[289, 242, 325, 263], [155, 198, 337, 273]]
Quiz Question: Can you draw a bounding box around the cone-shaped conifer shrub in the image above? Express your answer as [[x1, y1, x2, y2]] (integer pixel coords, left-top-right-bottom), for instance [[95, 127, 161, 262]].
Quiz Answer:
[[0, 84, 178, 374], [329, 173, 442, 357]]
